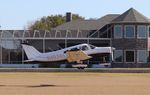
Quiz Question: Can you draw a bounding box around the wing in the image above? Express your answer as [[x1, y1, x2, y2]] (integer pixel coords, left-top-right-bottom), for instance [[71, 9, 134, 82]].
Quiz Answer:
[[66, 50, 92, 63]]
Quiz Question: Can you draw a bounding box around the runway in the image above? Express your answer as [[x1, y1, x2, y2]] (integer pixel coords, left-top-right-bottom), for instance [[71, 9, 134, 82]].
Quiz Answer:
[[0, 73, 150, 95], [0, 68, 150, 73]]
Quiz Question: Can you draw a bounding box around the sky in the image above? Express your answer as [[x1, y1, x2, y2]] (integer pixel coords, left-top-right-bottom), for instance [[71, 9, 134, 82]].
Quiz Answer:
[[0, 0, 150, 30]]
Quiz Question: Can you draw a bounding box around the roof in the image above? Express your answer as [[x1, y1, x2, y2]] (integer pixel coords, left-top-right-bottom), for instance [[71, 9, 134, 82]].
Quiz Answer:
[[54, 14, 119, 30], [111, 8, 150, 23], [54, 8, 150, 31]]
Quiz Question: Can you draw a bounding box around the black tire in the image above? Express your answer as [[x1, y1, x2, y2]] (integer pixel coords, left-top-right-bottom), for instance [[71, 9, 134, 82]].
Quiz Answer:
[[77, 67, 81, 69], [80, 67, 85, 69], [77, 67, 85, 69]]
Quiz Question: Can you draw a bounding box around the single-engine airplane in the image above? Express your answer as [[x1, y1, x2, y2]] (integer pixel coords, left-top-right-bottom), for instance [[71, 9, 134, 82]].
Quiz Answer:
[[22, 43, 114, 69]]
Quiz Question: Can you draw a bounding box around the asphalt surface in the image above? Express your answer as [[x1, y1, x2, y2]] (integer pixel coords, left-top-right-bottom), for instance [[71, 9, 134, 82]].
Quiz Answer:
[[0, 68, 150, 73]]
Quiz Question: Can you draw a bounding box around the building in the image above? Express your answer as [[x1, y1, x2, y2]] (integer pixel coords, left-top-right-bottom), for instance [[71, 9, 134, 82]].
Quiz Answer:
[[0, 8, 150, 67]]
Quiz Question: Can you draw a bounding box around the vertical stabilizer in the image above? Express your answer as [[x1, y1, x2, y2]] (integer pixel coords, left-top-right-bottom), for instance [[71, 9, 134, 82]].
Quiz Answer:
[[22, 44, 41, 60]]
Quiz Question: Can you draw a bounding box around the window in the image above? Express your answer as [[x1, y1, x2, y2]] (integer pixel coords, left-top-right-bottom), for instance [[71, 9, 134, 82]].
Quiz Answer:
[[70, 47, 79, 51], [81, 45, 89, 51], [149, 26, 150, 38], [137, 25, 147, 38], [125, 50, 135, 62], [125, 25, 135, 38], [114, 50, 123, 62], [89, 44, 96, 49], [148, 51, 150, 62], [137, 50, 147, 63], [114, 25, 122, 38]]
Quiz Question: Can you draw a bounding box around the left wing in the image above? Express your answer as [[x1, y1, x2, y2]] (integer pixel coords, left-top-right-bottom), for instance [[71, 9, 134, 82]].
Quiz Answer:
[[66, 50, 92, 63]]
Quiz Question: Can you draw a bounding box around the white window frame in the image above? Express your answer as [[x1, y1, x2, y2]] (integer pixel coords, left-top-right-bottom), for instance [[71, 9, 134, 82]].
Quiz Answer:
[[124, 50, 135, 63], [148, 51, 150, 63], [114, 50, 123, 63], [137, 50, 148, 63], [124, 25, 135, 38], [148, 26, 150, 38], [137, 25, 147, 39], [114, 25, 123, 39]]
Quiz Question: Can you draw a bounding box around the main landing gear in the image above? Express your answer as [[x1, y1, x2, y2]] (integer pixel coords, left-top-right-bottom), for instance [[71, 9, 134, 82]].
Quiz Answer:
[[72, 64, 88, 69]]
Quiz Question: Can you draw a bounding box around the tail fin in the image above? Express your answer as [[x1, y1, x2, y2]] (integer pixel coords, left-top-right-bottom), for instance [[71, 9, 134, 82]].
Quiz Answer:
[[22, 44, 41, 59]]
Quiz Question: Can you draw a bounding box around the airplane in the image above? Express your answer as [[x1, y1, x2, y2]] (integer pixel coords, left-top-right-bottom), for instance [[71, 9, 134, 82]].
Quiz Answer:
[[22, 43, 114, 69]]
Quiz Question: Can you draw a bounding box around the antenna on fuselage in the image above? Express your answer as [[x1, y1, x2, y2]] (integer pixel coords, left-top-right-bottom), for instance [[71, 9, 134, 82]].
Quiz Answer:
[[57, 44, 62, 50]]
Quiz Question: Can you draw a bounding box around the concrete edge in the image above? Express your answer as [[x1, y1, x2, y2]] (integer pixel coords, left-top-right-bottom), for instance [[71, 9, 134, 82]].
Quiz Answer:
[[0, 68, 150, 73]]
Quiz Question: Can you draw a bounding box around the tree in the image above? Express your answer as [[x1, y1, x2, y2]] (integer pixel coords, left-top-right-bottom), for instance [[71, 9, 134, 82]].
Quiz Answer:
[[28, 14, 84, 31]]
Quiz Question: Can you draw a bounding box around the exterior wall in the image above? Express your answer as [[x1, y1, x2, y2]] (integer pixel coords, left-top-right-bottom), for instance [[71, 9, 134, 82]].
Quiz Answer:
[[112, 24, 150, 67], [29, 39, 110, 51], [112, 39, 147, 49], [112, 63, 150, 68]]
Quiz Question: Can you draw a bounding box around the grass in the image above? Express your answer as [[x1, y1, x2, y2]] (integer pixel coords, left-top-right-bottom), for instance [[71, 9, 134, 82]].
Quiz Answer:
[[0, 73, 150, 95]]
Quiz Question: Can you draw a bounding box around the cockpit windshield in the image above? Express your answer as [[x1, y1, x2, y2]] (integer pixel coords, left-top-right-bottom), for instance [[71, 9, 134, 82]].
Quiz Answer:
[[89, 44, 96, 49], [80, 45, 89, 51], [79, 44, 96, 51]]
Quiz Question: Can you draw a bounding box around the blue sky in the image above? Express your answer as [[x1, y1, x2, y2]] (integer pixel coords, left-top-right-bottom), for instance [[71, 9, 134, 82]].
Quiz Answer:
[[0, 0, 150, 30]]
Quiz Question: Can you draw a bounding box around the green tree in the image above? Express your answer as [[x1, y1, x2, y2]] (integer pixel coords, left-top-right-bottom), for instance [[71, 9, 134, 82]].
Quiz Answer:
[[28, 14, 84, 31]]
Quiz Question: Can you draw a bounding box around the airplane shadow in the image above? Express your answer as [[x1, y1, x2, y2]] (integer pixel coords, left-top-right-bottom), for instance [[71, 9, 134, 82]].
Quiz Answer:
[[0, 85, 5, 87], [0, 84, 69, 88]]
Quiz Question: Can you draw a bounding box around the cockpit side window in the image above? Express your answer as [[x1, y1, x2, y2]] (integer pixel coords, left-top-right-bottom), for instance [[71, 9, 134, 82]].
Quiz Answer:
[[81, 45, 89, 51], [70, 47, 79, 51]]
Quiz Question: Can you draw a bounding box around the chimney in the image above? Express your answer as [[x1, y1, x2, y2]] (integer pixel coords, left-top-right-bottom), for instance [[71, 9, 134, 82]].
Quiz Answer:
[[66, 12, 72, 22]]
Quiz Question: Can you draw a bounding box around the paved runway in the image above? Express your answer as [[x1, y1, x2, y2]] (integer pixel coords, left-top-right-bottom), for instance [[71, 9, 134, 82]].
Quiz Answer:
[[0, 68, 150, 73], [0, 73, 150, 95]]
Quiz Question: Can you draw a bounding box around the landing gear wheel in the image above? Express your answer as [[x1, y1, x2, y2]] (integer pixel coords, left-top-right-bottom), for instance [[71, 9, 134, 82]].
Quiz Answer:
[[72, 64, 87, 69], [77, 67, 85, 69]]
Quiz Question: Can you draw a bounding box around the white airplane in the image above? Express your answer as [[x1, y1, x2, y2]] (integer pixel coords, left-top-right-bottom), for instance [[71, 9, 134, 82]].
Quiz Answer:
[[22, 43, 114, 69]]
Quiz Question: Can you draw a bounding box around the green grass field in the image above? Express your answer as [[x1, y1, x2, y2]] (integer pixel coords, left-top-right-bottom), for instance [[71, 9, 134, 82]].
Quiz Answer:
[[0, 73, 150, 95]]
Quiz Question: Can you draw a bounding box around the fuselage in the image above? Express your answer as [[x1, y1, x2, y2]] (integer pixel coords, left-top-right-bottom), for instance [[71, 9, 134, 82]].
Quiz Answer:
[[31, 44, 113, 62]]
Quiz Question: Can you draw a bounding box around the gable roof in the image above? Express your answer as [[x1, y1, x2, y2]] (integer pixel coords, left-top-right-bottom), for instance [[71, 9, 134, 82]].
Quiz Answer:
[[111, 8, 150, 23], [54, 14, 119, 30]]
